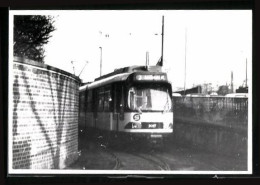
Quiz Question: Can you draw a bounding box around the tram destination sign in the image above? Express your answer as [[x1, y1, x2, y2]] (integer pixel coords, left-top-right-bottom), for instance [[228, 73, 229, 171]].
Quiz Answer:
[[134, 74, 167, 81]]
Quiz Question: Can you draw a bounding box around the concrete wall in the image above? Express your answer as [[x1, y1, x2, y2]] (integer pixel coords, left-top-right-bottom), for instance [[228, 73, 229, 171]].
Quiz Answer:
[[173, 96, 248, 158], [12, 57, 80, 169], [173, 119, 247, 158]]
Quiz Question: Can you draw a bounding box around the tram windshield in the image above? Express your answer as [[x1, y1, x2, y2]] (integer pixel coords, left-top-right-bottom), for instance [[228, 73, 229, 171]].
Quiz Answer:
[[128, 86, 172, 112]]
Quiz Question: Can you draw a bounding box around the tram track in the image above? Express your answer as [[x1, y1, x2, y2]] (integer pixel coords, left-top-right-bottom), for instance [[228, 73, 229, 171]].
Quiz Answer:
[[98, 133, 170, 170], [133, 153, 171, 171], [98, 141, 122, 170], [103, 142, 171, 170], [105, 149, 122, 170], [74, 133, 245, 171], [119, 145, 171, 171]]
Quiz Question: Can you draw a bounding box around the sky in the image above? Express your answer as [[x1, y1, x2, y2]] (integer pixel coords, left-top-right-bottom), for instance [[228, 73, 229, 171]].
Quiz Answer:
[[11, 10, 252, 91]]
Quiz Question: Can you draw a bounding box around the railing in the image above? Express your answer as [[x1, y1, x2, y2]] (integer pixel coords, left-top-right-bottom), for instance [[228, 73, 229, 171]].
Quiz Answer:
[[173, 96, 248, 127]]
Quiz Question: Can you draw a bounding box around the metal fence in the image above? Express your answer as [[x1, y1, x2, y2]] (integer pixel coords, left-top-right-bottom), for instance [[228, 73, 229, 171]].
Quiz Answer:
[[173, 96, 248, 126]]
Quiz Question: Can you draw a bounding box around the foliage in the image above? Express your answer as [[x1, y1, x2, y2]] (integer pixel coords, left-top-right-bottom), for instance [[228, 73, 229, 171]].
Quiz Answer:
[[14, 15, 55, 62], [217, 85, 230, 96]]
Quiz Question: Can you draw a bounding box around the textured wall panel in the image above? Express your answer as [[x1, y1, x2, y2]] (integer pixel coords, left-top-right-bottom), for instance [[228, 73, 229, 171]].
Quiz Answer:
[[12, 57, 80, 169]]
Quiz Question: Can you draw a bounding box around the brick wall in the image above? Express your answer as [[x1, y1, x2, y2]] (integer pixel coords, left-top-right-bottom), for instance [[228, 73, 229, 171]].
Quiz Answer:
[[12, 57, 80, 169]]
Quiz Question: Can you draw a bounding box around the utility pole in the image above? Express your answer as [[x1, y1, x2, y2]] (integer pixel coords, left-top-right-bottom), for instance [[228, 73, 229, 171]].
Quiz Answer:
[[246, 58, 247, 87], [184, 28, 187, 94], [71, 61, 76, 75], [99, 47, 102, 76], [231, 71, 234, 93], [161, 15, 164, 67], [146, 51, 149, 66]]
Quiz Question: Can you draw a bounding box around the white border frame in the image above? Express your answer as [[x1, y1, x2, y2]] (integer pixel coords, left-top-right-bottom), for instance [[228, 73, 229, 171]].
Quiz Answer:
[[8, 10, 252, 175]]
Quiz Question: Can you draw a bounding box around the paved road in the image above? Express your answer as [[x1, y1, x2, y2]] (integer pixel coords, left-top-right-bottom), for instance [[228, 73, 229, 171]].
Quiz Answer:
[[68, 133, 247, 172]]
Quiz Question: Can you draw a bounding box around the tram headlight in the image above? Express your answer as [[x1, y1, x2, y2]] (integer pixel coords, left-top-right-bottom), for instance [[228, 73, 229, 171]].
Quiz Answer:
[[136, 75, 143, 81], [125, 122, 141, 129]]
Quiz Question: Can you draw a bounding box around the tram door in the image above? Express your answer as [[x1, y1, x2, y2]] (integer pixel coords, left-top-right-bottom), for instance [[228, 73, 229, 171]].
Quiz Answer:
[[95, 86, 112, 130], [79, 91, 86, 132], [112, 84, 125, 132], [85, 90, 94, 128], [112, 84, 119, 131]]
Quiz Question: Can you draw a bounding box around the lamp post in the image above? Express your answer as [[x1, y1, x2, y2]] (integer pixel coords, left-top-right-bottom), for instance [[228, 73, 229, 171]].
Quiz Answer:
[[99, 46, 102, 77], [161, 15, 164, 67], [184, 28, 187, 94], [71, 61, 76, 75]]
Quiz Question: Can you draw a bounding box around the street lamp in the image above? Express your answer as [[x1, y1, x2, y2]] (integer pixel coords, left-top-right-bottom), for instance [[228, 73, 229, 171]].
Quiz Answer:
[[99, 46, 102, 77], [71, 61, 76, 75]]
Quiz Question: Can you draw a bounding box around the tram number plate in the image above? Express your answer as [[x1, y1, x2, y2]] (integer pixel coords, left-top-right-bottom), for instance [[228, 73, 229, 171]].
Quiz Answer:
[[151, 134, 162, 138], [148, 123, 157, 128]]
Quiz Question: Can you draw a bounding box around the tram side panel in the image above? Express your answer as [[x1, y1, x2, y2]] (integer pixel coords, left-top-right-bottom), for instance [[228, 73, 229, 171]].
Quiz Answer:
[[94, 84, 114, 131], [79, 91, 85, 130], [85, 89, 95, 128], [93, 82, 127, 132], [80, 83, 120, 132], [79, 89, 95, 134]]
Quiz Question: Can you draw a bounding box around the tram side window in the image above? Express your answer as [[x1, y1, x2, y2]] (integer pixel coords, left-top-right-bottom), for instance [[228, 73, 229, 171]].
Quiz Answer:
[[104, 88, 112, 112], [113, 85, 118, 112], [97, 88, 104, 111], [96, 86, 112, 112], [86, 90, 93, 112], [116, 84, 124, 112]]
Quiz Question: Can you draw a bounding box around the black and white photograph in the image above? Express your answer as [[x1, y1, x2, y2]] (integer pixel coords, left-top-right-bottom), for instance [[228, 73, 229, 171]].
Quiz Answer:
[[8, 10, 252, 175]]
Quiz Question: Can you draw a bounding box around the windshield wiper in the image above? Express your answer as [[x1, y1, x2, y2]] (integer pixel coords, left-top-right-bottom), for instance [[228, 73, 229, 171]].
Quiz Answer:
[[163, 96, 170, 113], [137, 107, 142, 114]]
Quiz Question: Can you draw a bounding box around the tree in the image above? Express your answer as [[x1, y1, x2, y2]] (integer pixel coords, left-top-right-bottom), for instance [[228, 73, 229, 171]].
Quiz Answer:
[[217, 85, 230, 96], [14, 15, 55, 62]]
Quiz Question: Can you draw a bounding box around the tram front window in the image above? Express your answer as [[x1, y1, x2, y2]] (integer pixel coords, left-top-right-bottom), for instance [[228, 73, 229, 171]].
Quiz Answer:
[[128, 86, 172, 112]]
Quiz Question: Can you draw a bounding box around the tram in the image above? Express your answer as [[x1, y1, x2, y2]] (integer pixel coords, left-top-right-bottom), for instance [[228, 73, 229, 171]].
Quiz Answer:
[[79, 65, 174, 143]]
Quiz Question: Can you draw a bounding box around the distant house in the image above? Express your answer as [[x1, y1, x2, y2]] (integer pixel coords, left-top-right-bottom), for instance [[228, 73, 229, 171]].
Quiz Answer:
[[236, 86, 248, 93], [174, 85, 202, 95], [217, 85, 229, 96]]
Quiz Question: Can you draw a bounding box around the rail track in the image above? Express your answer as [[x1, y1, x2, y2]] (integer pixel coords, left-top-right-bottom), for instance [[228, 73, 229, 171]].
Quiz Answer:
[[129, 151, 171, 171], [104, 148, 122, 170], [72, 134, 246, 171], [104, 142, 171, 171]]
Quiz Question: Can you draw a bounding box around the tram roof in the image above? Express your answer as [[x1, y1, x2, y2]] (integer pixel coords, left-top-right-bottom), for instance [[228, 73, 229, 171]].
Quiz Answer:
[[79, 65, 169, 91], [79, 72, 132, 91]]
